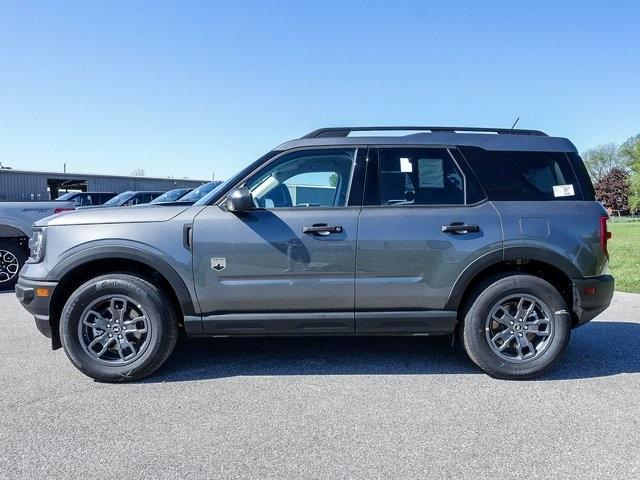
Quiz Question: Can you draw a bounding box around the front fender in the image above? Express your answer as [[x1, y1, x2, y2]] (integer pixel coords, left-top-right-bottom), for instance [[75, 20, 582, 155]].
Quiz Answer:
[[0, 218, 31, 238], [46, 243, 198, 315]]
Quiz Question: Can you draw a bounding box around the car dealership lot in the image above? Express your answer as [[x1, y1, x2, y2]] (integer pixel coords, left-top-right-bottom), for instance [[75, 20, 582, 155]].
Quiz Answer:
[[1, 291, 639, 479]]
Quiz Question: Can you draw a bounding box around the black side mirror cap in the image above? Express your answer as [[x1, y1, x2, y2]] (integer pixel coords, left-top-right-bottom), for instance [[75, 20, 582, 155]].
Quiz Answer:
[[225, 187, 254, 212]]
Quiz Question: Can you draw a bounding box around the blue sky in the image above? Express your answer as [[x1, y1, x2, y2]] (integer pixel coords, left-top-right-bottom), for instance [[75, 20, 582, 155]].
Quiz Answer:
[[1, 1, 639, 180]]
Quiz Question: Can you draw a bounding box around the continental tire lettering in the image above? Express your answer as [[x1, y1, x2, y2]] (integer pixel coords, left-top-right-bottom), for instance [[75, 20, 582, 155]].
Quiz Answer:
[[97, 281, 147, 299]]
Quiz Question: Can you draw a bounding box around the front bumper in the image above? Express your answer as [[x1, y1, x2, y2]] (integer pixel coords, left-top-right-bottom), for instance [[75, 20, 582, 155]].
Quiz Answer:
[[15, 277, 58, 339], [572, 274, 615, 326]]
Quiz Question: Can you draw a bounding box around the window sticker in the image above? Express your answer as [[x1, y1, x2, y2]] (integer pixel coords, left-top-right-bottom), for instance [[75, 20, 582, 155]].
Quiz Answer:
[[418, 158, 444, 188], [552, 184, 575, 197], [400, 157, 413, 173]]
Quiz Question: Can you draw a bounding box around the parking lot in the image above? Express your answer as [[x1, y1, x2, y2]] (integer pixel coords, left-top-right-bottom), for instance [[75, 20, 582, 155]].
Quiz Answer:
[[1, 290, 639, 479]]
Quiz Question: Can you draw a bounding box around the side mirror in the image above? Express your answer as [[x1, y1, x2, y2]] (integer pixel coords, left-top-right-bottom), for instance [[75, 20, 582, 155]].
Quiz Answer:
[[225, 187, 254, 212]]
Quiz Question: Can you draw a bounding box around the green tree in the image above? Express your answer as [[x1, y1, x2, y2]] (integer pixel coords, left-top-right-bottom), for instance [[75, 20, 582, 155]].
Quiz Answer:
[[329, 173, 339, 187], [581, 143, 624, 182], [622, 134, 640, 213], [629, 175, 640, 214], [620, 134, 640, 171]]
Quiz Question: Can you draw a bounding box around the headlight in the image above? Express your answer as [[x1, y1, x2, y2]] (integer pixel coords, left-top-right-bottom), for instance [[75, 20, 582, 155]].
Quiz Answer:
[[28, 228, 46, 263]]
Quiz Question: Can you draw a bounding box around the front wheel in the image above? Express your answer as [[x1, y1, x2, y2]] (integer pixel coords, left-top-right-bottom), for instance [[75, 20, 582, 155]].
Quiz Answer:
[[461, 274, 571, 380], [60, 274, 179, 382], [0, 240, 27, 290]]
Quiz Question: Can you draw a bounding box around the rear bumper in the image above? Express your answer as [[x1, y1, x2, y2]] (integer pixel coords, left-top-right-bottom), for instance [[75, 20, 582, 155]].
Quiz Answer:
[[15, 277, 57, 338], [572, 274, 614, 326]]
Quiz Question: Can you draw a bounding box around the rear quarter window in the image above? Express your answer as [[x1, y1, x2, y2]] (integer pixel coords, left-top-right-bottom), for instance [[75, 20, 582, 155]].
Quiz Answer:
[[460, 147, 585, 201]]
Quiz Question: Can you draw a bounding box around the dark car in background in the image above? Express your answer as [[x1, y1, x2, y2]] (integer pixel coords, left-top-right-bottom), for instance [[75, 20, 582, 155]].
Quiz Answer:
[[172, 181, 221, 204], [150, 188, 193, 204], [55, 192, 117, 207], [80, 190, 165, 208]]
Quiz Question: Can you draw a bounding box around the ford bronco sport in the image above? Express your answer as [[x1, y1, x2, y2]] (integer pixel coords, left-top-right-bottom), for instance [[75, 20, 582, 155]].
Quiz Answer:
[[15, 126, 614, 381]]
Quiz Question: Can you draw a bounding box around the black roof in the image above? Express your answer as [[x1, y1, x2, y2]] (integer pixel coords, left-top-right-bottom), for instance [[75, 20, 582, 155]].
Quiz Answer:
[[275, 126, 577, 153]]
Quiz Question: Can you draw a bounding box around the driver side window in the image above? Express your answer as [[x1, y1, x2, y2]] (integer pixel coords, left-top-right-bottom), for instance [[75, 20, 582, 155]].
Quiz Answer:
[[244, 149, 355, 208]]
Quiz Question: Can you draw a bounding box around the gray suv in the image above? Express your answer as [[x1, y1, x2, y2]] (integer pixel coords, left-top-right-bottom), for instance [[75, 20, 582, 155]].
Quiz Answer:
[[15, 126, 614, 382]]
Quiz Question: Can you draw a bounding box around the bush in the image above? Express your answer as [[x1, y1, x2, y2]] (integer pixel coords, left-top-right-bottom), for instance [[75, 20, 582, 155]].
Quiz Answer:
[[594, 168, 630, 213]]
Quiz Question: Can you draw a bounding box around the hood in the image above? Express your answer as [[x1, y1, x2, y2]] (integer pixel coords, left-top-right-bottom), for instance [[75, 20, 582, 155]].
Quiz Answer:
[[35, 205, 193, 227]]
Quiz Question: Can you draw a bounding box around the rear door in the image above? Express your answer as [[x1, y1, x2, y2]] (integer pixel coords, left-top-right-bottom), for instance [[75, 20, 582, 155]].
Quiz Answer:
[[192, 147, 366, 335], [355, 146, 502, 333]]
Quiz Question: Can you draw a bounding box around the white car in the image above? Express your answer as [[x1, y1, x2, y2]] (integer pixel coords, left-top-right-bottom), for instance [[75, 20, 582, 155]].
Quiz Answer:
[[0, 201, 75, 289]]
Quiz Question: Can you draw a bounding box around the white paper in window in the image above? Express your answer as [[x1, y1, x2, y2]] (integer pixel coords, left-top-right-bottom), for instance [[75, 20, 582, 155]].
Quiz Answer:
[[418, 158, 444, 188], [400, 157, 413, 173], [553, 184, 575, 197]]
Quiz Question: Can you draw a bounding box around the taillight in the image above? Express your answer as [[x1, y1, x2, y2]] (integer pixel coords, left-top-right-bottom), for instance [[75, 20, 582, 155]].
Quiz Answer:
[[54, 208, 74, 214], [600, 216, 612, 258]]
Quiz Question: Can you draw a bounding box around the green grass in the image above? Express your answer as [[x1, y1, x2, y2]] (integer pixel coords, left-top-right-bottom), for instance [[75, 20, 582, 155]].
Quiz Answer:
[[608, 222, 640, 293]]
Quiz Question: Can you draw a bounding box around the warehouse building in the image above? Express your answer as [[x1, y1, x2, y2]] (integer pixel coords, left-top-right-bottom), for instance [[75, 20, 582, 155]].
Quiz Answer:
[[0, 168, 209, 201]]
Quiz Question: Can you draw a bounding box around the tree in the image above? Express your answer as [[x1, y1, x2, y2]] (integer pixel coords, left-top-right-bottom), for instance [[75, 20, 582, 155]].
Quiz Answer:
[[581, 143, 625, 182], [622, 134, 640, 213], [620, 134, 640, 170], [329, 173, 339, 187], [629, 175, 640, 214], [131, 168, 146, 177], [594, 168, 630, 213]]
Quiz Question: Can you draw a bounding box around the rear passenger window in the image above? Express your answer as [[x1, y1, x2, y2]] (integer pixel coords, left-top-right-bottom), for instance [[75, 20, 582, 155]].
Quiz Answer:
[[377, 148, 465, 205], [461, 148, 582, 201]]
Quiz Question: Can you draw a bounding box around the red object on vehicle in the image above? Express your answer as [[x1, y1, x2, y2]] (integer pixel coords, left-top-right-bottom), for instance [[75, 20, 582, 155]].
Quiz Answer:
[[54, 208, 75, 214], [600, 216, 612, 259]]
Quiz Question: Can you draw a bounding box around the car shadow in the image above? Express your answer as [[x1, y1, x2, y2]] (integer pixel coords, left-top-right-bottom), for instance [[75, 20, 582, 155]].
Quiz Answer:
[[145, 321, 640, 383]]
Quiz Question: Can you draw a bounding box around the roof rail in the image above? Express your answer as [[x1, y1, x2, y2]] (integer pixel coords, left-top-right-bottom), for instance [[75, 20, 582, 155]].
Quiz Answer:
[[302, 126, 547, 138]]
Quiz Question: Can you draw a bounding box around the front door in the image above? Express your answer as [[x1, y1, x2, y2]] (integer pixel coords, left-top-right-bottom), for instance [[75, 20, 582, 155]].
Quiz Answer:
[[355, 147, 502, 333], [192, 147, 365, 334]]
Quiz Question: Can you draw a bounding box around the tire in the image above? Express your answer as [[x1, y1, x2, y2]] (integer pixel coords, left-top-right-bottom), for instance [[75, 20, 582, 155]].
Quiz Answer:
[[0, 239, 27, 291], [59, 274, 179, 382], [460, 274, 571, 380]]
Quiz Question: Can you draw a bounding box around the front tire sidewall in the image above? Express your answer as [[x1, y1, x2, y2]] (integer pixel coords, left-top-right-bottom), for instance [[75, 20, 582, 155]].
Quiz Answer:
[[462, 275, 571, 379], [60, 276, 176, 382]]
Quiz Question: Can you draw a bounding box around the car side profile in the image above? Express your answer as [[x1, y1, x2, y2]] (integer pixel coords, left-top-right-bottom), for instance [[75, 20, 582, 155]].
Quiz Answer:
[[80, 190, 165, 208], [15, 126, 614, 382], [149, 188, 193, 204], [55, 191, 117, 207]]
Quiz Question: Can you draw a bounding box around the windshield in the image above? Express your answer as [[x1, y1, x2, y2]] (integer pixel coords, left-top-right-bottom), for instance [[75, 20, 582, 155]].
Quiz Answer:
[[178, 182, 221, 202], [151, 188, 192, 204], [104, 191, 134, 206], [193, 151, 279, 206], [56, 192, 76, 200]]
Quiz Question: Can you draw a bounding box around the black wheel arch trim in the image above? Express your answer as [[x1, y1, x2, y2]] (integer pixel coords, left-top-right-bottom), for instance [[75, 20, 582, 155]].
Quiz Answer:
[[46, 246, 198, 315], [445, 246, 583, 310]]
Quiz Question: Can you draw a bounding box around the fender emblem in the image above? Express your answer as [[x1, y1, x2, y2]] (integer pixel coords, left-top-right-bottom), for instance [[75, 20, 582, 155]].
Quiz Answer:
[[211, 258, 226, 271]]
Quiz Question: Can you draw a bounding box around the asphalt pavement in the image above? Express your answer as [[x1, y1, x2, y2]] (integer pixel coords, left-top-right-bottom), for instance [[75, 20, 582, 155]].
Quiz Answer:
[[1, 290, 639, 479]]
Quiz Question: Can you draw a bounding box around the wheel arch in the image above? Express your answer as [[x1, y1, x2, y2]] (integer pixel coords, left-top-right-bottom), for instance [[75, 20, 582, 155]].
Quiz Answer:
[[47, 248, 197, 349], [0, 223, 30, 240], [447, 247, 580, 326]]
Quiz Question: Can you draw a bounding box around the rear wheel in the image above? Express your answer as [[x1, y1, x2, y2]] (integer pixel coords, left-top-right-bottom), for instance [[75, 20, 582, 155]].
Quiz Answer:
[[60, 274, 179, 382], [0, 240, 27, 290], [461, 274, 571, 379]]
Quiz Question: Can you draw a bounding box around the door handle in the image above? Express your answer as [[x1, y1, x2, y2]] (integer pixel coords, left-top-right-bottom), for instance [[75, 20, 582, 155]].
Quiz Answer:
[[303, 224, 343, 236], [441, 223, 480, 234]]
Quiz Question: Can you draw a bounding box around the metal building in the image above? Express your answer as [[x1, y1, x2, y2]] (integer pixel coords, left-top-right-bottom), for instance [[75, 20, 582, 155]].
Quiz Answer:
[[0, 168, 209, 201]]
